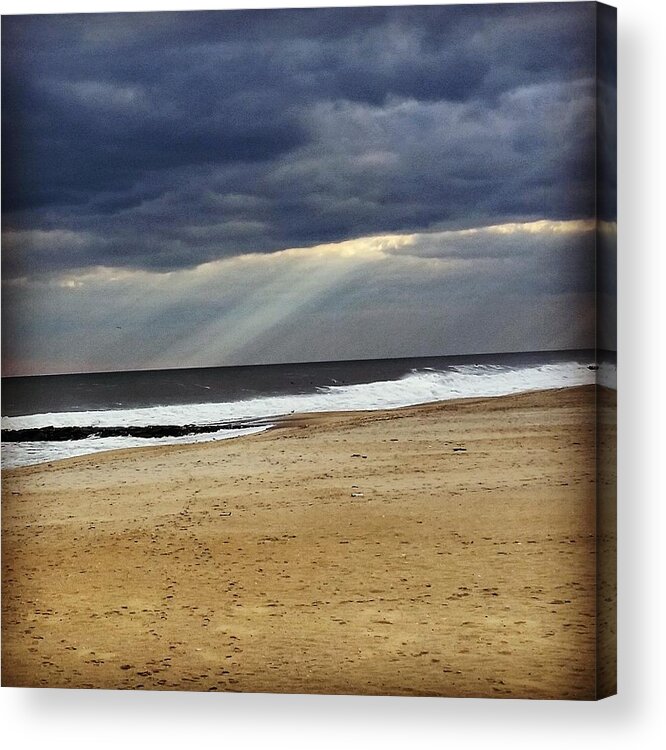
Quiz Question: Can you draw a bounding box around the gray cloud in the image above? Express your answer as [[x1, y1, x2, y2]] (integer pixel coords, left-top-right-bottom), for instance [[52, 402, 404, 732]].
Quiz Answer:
[[2, 4, 602, 278], [1, 4, 615, 374]]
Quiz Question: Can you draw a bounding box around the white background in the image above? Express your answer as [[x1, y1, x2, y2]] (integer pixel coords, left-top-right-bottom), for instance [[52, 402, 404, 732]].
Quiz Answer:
[[1, 0, 664, 747]]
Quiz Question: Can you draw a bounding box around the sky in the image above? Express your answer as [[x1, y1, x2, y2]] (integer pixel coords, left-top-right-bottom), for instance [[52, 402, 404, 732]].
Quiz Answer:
[[1, 2, 616, 376]]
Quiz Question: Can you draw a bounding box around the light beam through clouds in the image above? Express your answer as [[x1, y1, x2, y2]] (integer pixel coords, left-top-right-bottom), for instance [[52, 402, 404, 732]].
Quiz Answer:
[[2, 220, 596, 375]]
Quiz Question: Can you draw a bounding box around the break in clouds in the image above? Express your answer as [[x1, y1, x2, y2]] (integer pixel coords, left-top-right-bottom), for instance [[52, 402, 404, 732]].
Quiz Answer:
[[1, 4, 616, 375]]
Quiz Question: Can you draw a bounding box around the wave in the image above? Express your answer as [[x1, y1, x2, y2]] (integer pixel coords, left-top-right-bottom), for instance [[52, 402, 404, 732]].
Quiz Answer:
[[2, 359, 605, 468], [1, 426, 270, 469], [2, 361, 597, 432]]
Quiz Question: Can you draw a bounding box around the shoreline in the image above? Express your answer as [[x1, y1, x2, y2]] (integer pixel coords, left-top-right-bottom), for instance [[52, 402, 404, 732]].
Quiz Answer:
[[2, 385, 611, 697], [2, 384, 604, 473]]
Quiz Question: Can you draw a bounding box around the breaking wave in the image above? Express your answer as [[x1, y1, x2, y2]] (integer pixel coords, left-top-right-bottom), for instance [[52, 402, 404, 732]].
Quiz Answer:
[[2, 359, 603, 468]]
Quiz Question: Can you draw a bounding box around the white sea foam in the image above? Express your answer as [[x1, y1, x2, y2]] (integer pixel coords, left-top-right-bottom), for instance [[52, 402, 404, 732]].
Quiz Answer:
[[1, 426, 269, 469], [2, 359, 607, 468], [2, 361, 598, 432], [598, 361, 617, 389]]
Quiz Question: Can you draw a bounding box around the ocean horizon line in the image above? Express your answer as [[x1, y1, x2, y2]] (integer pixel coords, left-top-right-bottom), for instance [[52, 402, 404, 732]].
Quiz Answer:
[[1, 346, 605, 381]]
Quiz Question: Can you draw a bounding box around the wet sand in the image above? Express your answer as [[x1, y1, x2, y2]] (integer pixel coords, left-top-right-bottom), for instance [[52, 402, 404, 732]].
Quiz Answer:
[[2, 386, 611, 698]]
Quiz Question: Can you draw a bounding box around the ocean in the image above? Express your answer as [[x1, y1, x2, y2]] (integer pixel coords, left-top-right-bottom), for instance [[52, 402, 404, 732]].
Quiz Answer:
[[1, 350, 613, 469]]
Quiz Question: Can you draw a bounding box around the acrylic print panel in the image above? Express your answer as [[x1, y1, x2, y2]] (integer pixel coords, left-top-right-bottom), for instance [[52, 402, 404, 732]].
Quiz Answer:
[[1, 2, 617, 698]]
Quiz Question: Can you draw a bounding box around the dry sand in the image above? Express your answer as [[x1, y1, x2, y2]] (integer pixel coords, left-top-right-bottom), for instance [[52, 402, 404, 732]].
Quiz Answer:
[[1, 385, 615, 698]]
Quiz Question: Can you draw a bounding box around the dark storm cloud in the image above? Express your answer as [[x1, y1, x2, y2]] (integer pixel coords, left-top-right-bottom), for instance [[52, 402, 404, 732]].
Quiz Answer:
[[2, 3, 601, 277], [597, 2, 617, 225]]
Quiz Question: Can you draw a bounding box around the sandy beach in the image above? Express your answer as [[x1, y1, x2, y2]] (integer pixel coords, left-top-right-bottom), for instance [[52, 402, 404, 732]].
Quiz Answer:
[[1, 385, 614, 698]]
